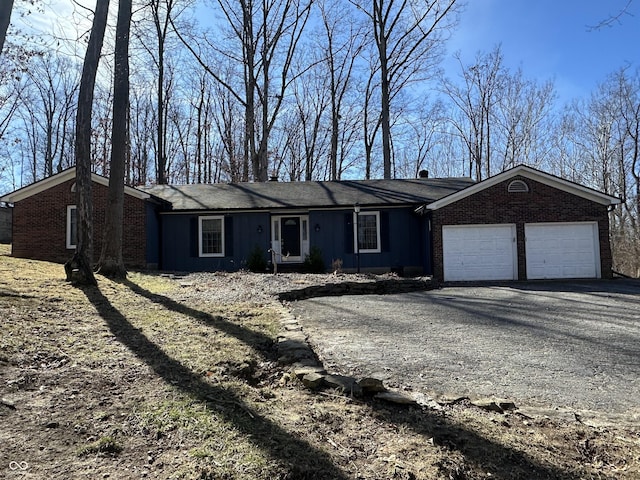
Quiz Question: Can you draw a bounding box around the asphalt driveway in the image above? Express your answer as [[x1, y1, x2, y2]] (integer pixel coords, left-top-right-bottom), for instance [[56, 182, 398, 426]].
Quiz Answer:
[[292, 280, 640, 420]]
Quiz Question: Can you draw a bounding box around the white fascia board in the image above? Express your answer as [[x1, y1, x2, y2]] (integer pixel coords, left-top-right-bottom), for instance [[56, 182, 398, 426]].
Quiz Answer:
[[426, 165, 621, 210], [1, 168, 77, 203], [0, 167, 150, 203]]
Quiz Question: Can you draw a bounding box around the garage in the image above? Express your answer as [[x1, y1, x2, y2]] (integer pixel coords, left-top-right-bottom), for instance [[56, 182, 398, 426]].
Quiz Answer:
[[442, 224, 517, 281], [525, 222, 601, 279]]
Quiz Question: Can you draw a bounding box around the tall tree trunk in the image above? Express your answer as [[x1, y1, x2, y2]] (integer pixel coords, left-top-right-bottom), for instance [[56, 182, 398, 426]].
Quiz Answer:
[[65, 0, 110, 286], [241, 0, 255, 182], [156, 45, 166, 184], [151, 0, 173, 185], [375, 0, 391, 180], [98, 0, 131, 278], [0, 0, 13, 55]]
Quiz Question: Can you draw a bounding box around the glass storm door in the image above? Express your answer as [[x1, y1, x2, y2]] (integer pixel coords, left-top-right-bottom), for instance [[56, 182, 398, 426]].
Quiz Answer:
[[281, 217, 301, 257], [271, 215, 309, 263]]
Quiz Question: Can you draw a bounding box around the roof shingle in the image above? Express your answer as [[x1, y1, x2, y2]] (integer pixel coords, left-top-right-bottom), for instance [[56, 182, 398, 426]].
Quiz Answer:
[[141, 177, 476, 211]]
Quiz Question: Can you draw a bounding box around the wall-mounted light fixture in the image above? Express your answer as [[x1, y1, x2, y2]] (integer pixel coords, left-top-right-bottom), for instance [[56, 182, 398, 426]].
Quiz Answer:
[[314, 224, 321, 232], [257, 225, 263, 234]]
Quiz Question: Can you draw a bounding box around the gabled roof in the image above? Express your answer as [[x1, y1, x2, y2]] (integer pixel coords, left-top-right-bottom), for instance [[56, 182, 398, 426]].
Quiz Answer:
[[0, 167, 151, 203], [141, 177, 476, 212], [425, 165, 622, 210]]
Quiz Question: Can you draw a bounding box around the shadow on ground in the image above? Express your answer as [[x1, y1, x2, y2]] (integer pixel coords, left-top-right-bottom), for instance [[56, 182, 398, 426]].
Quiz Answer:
[[82, 278, 584, 480]]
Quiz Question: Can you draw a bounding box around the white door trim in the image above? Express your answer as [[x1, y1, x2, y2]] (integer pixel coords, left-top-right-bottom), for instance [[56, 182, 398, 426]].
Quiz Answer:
[[271, 215, 309, 263]]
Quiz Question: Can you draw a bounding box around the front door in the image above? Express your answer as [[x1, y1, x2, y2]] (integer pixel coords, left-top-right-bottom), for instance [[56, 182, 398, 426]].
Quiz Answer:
[[281, 217, 301, 257], [271, 215, 309, 263]]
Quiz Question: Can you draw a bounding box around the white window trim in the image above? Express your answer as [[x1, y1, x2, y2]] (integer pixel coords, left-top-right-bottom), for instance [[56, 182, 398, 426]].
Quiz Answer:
[[353, 211, 381, 254], [66, 205, 77, 250], [199, 216, 225, 257]]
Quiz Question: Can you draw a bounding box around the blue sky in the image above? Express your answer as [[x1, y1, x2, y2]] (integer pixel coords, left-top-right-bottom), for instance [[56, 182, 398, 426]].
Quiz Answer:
[[30, 1, 639, 105], [446, 0, 639, 102]]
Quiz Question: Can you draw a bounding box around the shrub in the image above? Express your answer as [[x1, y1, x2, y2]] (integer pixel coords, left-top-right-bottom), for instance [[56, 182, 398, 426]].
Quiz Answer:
[[246, 245, 268, 272], [303, 246, 325, 273]]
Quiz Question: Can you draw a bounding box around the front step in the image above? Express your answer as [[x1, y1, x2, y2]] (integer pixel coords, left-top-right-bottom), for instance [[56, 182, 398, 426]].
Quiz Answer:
[[272, 262, 305, 273]]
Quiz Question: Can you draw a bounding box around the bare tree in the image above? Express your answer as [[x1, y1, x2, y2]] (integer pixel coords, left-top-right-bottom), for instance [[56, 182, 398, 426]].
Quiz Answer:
[[170, 87, 196, 183], [98, 0, 132, 278], [283, 60, 331, 181], [66, 0, 111, 285], [21, 54, 79, 177], [211, 74, 244, 182], [394, 99, 445, 178], [604, 69, 640, 277], [134, 0, 191, 184], [495, 68, 556, 171], [177, 0, 312, 181], [588, 0, 634, 30], [91, 83, 114, 176], [442, 46, 504, 180], [351, 0, 459, 179], [360, 50, 382, 179], [317, 0, 363, 180], [0, 0, 13, 55], [129, 85, 153, 185]]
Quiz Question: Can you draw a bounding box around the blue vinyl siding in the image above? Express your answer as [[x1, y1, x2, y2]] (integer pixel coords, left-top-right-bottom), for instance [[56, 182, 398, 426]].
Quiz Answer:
[[308, 208, 427, 274], [159, 208, 430, 275], [161, 212, 270, 271], [145, 202, 161, 266]]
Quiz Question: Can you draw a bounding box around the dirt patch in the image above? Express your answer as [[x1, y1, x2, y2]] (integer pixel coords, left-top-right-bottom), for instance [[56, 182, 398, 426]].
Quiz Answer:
[[1, 246, 639, 479]]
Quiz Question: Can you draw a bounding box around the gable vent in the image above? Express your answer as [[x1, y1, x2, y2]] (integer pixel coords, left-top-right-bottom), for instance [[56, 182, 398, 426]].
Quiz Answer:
[[508, 179, 529, 193]]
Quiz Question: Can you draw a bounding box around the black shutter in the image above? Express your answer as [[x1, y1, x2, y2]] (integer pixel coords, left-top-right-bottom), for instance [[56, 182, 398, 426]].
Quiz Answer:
[[344, 213, 354, 254], [380, 211, 390, 252], [225, 216, 234, 257], [190, 217, 199, 257]]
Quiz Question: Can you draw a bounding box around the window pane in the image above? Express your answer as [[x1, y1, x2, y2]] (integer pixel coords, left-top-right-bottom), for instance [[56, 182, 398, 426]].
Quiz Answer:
[[201, 218, 222, 254], [358, 214, 378, 250], [67, 206, 77, 249]]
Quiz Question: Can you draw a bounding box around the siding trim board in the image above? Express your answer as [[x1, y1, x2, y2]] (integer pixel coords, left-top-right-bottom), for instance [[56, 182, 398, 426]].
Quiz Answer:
[[426, 165, 620, 210], [0, 167, 150, 203]]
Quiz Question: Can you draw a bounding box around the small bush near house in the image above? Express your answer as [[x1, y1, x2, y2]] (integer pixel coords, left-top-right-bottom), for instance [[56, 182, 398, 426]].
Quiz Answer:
[[246, 245, 268, 272], [303, 246, 325, 273]]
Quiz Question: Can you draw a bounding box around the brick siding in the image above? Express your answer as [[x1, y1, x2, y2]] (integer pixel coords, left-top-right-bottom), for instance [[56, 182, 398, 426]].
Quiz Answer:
[[431, 176, 613, 281], [11, 178, 147, 267]]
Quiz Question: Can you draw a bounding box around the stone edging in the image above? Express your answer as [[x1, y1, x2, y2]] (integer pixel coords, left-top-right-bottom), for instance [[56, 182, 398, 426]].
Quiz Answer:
[[276, 303, 632, 426], [276, 306, 521, 413], [277, 278, 437, 302]]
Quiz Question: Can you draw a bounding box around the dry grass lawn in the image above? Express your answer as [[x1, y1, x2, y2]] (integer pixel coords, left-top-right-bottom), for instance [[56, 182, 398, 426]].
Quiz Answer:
[[1, 244, 639, 479]]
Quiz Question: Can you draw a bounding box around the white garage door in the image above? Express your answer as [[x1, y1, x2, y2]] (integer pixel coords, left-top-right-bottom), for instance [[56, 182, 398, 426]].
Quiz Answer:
[[442, 225, 517, 281], [525, 222, 600, 279]]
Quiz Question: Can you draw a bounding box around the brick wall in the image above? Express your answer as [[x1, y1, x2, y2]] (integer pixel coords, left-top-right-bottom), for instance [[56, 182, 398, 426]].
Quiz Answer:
[[0, 206, 11, 243], [11, 178, 147, 267], [431, 176, 613, 281]]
